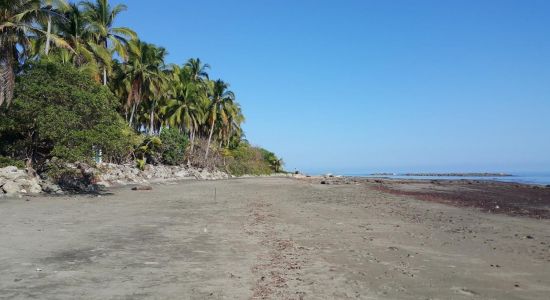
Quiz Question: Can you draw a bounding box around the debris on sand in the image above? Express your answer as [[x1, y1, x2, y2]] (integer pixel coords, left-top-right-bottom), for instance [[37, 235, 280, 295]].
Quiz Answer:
[[131, 185, 153, 191]]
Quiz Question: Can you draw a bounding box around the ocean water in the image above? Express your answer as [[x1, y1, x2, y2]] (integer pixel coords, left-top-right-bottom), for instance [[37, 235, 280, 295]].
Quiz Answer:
[[349, 172, 550, 185]]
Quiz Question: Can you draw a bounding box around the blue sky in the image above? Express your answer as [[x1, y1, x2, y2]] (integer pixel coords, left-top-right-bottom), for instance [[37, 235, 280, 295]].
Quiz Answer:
[[113, 0, 549, 174]]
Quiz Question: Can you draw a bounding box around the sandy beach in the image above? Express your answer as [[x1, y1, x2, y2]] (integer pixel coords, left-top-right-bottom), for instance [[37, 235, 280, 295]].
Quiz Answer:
[[1, 177, 549, 299]]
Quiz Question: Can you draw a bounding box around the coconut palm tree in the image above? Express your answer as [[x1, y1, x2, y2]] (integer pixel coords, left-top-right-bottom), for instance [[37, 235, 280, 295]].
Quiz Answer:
[[80, 0, 136, 85], [204, 79, 235, 159], [0, 0, 70, 107], [184, 58, 210, 83], [121, 40, 167, 129], [164, 65, 206, 159], [42, 0, 69, 55]]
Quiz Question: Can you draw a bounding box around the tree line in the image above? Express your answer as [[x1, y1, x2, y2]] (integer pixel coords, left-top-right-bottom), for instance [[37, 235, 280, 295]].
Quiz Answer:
[[1, 0, 283, 173]]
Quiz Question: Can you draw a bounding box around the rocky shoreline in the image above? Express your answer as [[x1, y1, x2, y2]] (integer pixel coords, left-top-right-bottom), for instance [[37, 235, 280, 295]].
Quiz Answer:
[[0, 163, 298, 198], [0, 164, 231, 198], [370, 172, 512, 177]]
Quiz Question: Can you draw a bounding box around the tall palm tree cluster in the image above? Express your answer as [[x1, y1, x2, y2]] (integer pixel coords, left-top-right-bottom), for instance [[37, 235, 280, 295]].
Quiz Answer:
[[1, 0, 245, 160]]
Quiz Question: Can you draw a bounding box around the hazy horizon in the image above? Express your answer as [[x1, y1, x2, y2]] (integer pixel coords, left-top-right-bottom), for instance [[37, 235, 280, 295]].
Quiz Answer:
[[113, 0, 550, 173]]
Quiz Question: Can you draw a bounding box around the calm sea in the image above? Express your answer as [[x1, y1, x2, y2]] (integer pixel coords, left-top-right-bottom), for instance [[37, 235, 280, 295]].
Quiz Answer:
[[349, 172, 550, 185]]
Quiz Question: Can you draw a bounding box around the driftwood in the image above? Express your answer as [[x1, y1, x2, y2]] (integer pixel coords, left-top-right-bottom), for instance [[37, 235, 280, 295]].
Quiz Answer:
[[131, 185, 153, 191]]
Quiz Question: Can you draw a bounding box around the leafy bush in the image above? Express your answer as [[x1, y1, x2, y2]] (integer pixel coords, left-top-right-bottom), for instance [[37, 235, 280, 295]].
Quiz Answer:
[[0, 61, 139, 168], [0, 156, 25, 168], [224, 143, 283, 176], [259, 148, 284, 173], [134, 135, 162, 169], [159, 127, 188, 165]]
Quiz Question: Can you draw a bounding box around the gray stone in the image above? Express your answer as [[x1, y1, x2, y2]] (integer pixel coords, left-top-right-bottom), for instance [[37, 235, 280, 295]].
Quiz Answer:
[[40, 181, 62, 194], [2, 181, 21, 196], [0, 166, 26, 180]]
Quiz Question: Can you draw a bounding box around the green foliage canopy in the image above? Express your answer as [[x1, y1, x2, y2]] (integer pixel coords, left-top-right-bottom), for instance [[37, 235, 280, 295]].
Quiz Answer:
[[0, 61, 138, 166], [224, 143, 284, 176], [160, 127, 188, 166]]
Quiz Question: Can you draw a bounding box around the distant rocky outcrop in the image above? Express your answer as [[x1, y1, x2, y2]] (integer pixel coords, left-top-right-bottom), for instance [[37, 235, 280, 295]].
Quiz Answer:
[[402, 173, 512, 177]]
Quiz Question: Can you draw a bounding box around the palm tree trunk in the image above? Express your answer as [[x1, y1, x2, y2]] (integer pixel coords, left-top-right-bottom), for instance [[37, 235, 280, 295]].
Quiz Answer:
[[186, 129, 193, 166], [149, 101, 155, 135], [129, 102, 137, 127], [189, 129, 195, 154], [0, 48, 15, 107], [103, 39, 108, 85], [204, 121, 215, 160], [45, 15, 52, 55]]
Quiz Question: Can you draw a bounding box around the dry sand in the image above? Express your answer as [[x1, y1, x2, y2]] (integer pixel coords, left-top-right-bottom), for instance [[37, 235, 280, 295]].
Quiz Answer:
[[0, 177, 549, 299]]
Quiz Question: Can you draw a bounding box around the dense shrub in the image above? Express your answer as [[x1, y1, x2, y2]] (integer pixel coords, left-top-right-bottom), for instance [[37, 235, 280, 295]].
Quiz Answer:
[[224, 143, 283, 176], [0, 156, 25, 168], [159, 127, 188, 165], [0, 61, 139, 168]]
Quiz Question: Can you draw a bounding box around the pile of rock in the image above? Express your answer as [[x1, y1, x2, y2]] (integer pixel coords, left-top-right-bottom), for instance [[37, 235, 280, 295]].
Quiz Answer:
[[0, 166, 61, 198], [94, 163, 229, 187], [1, 162, 230, 197]]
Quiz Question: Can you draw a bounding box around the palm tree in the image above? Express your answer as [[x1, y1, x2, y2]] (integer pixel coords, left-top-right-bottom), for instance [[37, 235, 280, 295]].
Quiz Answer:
[[121, 40, 167, 129], [165, 65, 206, 160], [0, 0, 69, 107], [80, 0, 136, 85], [204, 79, 235, 159], [42, 0, 69, 55], [1, 0, 33, 106], [56, 3, 106, 77], [182, 58, 210, 154], [272, 158, 284, 173], [221, 102, 244, 147], [184, 58, 210, 83]]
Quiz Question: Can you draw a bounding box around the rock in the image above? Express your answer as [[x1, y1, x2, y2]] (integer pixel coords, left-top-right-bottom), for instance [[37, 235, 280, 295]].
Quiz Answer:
[[13, 178, 41, 194], [40, 181, 62, 194], [174, 170, 189, 178], [1, 181, 21, 196], [57, 172, 98, 193], [0, 166, 26, 180]]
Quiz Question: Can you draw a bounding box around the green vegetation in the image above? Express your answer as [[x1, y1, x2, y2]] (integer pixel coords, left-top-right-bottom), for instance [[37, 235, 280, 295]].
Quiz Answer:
[[159, 128, 188, 166], [224, 143, 284, 176], [0, 0, 282, 175], [0, 157, 25, 169], [0, 61, 138, 167]]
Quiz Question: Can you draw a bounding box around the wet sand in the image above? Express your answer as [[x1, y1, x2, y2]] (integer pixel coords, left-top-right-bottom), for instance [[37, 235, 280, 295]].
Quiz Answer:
[[316, 177, 550, 219], [0, 177, 549, 299]]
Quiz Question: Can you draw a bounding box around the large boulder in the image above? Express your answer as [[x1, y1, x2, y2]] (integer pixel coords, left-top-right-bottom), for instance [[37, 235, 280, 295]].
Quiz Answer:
[[1, 181, 21, 196], [39, 180, 63, 194], [15, 177, 42, 194], [0, 166, 27, 181]]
